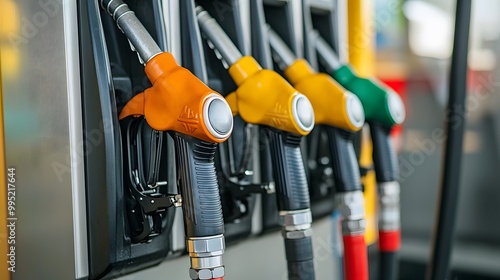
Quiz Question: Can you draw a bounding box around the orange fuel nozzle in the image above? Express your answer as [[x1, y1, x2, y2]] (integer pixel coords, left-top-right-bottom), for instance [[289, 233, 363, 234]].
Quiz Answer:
[[119, 52, 233, 143]]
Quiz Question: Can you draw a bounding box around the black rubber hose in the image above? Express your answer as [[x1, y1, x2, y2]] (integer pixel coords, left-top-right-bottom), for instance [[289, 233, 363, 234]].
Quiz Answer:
[[370, 121, 400, 280], [426, 1, 472, 279], [326, 127, 362, 193], [369, 122, 399, 183], [267, 129, 311, 211], [380, 252, 398, 280], [267, 128, 315, 280], [285, 237, 316, 280], [172, 133, 224, 237]]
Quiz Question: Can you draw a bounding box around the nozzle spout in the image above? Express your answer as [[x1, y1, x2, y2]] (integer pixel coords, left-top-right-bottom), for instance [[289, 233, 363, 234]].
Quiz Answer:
[[313, 30, 342, 73], [266, 26, 297, 69], [195, 5, 243, 66], [100, 0, 162, 63]]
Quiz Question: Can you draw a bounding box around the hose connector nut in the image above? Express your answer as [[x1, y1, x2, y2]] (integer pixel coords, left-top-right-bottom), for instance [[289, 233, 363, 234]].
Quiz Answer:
[[338, 191, 366, 235], [189, 267, 225, 280], [283, 228, 313, 239], [187, 235, 225, 279], [279, 210, 313, 239], [378, 181, 401, 231]]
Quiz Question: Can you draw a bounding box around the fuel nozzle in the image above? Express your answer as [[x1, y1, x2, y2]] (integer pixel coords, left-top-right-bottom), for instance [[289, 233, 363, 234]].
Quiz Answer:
[[268, 26, 368, 280], [314, 31, 405, 127], [196, 6, 316, 280], [101, 0, 233, 143], [267, 27, 364, 132], [101, 1, 232, 279], [314, 30, 404, 280]]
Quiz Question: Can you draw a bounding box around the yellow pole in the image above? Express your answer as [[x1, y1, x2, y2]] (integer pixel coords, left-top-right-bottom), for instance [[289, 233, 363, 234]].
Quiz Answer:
[[347, 0, 378, 246], [1, 0, 14, 278], [0, 41, 11, 280], [348, 0, 375, 78]]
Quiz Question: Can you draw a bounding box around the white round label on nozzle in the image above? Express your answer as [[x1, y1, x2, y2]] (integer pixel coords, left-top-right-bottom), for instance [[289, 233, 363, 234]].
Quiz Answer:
[[387, 92, 406, 125], [203, 95, 234, 139], [292, 93, 315, 132], [346, 94, 365, 129]]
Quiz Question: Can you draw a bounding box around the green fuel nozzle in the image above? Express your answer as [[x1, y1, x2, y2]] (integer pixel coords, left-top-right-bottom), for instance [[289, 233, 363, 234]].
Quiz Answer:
[[314, 31, 405, 127]]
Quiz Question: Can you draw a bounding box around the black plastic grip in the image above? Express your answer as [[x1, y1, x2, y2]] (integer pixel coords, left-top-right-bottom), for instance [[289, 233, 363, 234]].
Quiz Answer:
[[369, 122, 399, 183], [267, 129, 311, 211], [285, 237, 316, 280], [172, 133, 224, 238], [326, 127, 362, 193], [380, 251, 399, 280]]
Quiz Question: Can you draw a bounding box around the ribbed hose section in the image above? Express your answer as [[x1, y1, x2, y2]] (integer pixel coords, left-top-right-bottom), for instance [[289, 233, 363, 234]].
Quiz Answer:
[[326, 127, 362, 193], [173, 133, 224, 237], [267, 129, 311, 211], [369, 123, 398, 182]]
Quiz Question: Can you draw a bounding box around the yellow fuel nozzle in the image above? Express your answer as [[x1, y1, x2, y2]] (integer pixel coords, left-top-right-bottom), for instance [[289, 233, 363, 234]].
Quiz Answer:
[[266, 27, 365, 132], [227, 56, 314, 136], [284, 59, 365, 132], [196, 7, 314, 136]]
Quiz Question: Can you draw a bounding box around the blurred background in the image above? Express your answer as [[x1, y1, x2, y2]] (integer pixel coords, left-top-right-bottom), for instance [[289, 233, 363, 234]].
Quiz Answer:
[[376, 0, 500, 279]]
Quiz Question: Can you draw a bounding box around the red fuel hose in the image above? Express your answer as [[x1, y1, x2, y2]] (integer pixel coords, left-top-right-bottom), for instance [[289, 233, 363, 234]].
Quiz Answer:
[[343, 234, 369, 280], [379, 230, 401, 252]]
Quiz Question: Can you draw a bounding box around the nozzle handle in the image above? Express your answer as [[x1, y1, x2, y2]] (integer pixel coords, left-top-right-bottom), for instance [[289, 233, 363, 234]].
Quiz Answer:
[[370, 123, 399, 183], [267, 129, 311, 211], [101, 0, 161, 63], [313, 31, 341, 73], [172, 133, 224, 237], [267, 26, 297, 69], [326, 127, 362, 193], [195, 6, 243, 66]]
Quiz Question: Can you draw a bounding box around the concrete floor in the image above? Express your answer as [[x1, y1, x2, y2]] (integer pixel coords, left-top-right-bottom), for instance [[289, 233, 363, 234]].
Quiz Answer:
[[118, 217, 340, 280]]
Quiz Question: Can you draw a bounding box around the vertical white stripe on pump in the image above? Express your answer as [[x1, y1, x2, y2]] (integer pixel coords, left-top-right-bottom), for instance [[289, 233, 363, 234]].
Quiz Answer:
[[62, 0, 89, 278]]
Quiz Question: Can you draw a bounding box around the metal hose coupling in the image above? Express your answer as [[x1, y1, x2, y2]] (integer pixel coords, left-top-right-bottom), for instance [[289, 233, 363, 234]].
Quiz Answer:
[[338, 190, 367, 235], [378, 181, 401, 231], [187, 234, 225, 280], [279, 209, 313, 239]]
